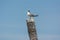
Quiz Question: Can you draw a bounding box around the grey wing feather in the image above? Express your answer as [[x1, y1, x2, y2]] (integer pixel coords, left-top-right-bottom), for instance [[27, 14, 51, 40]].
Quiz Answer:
[[31, 14, 38, 17]]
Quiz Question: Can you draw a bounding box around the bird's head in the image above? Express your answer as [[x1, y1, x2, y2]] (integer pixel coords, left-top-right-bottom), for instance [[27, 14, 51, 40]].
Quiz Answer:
[[28, 10, 30, 12], [27, 10, 31, 16]]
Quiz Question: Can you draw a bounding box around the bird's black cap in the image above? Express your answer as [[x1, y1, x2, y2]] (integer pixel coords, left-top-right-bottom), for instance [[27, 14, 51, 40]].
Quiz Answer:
[[28, 10, 30, 12]]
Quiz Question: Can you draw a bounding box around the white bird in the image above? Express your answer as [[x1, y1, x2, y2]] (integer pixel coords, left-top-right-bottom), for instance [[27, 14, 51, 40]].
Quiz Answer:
[[27, 10, 38, 17]]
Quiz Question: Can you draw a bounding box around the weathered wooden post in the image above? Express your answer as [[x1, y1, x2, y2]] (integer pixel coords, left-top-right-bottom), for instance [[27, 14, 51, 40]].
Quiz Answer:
[[26, 10, 38, 40]]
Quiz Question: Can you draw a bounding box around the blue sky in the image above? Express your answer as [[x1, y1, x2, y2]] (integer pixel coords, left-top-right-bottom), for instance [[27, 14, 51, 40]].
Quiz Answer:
[[0, 0, 60, 40]]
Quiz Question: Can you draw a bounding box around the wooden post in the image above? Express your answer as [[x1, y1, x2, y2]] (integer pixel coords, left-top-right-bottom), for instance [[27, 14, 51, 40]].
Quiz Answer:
[[26, 19, 38, 40]]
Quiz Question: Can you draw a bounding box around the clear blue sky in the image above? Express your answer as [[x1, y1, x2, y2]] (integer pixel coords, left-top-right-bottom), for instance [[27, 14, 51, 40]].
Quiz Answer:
[[0, 0, 60, 40]]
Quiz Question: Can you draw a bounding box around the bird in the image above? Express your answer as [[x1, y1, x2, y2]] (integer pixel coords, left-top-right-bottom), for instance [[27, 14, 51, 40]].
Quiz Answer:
[[27, 10, 38, 17]]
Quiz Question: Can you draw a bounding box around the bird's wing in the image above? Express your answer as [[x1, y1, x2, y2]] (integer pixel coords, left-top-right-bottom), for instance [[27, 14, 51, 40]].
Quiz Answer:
[[30, 14, 38, 17]]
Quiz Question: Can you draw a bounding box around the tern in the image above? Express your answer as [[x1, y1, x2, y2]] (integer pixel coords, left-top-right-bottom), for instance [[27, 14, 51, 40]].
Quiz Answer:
[[27, 10, 38, 17]]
